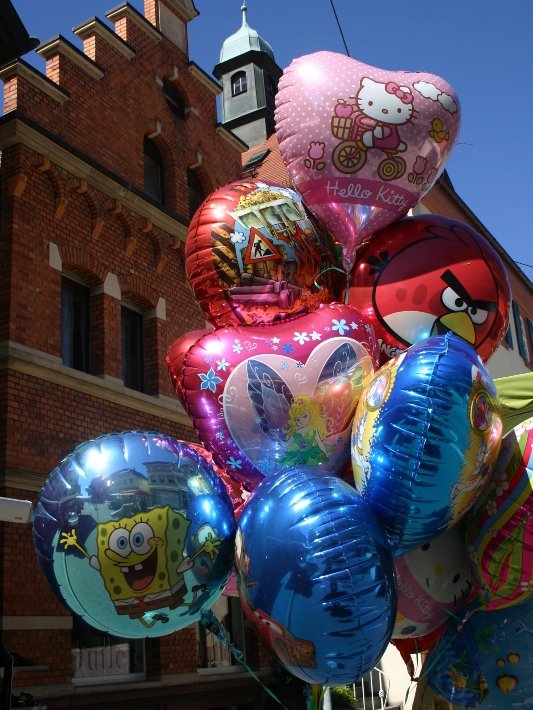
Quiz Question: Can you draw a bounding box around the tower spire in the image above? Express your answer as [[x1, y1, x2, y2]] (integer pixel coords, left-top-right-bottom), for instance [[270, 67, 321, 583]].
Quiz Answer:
[[241, 1, 248, 28]]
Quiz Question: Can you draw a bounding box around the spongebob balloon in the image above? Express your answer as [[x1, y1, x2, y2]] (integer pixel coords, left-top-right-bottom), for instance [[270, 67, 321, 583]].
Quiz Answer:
[[33, 433, 236, 638]]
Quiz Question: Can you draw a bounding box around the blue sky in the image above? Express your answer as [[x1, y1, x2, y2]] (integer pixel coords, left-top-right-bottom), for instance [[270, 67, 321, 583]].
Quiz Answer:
[[10, 0, 533, 276]]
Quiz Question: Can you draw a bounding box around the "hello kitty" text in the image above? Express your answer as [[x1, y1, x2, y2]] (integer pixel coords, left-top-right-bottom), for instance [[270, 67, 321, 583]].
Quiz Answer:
[[325, 179, 409, 210]]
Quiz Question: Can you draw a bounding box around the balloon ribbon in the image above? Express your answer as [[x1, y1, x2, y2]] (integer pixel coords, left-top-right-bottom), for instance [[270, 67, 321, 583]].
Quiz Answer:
[[200, 610, 290, 709], [314, 266, 351, 304]]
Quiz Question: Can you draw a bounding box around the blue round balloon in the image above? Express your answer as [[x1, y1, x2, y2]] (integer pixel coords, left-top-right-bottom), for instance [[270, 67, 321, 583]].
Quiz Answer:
[[33, 432, 236, 638], [414, 599, 533, 709], [351, 333, 502, 556], [235, 467, 396, 685]]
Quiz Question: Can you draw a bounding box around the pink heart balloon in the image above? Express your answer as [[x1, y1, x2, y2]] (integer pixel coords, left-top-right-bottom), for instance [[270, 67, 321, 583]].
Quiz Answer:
[[170, 303, 378, 489], [275, 51, 460, 272]]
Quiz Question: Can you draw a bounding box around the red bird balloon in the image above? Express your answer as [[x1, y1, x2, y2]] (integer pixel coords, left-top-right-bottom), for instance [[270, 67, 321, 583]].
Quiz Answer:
[[348, 215, 511, 363]]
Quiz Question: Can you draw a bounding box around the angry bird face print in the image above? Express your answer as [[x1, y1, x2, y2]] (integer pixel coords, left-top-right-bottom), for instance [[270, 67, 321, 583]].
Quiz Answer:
[[349, 215, 510, 364]]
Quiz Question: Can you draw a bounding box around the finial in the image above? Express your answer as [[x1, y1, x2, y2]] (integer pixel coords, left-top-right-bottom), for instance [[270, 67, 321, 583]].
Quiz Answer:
[[241, 1, 248, 27]]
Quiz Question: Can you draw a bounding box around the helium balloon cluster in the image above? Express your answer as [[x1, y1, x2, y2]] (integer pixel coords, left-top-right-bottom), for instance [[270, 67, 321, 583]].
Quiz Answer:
[[33, 45, 522, 697]]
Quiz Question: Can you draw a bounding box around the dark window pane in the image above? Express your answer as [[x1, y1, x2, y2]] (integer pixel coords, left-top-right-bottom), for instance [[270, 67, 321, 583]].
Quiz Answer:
[[61, 278, 90, 372], [143, 137, 165, 204], [187, 168, 205, 219], [512, 300, 527, 358], [162, 79, 186, 120], [121, 307, 144, 392], [232, 71, 247, 96]]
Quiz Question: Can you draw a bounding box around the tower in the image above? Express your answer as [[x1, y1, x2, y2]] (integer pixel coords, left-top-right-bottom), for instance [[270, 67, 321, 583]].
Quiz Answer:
[[214, 2, 282, 148]]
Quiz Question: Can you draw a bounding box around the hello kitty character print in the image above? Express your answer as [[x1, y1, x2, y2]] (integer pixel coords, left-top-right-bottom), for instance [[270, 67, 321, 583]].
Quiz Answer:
[[330, 77, 415, 181], [358, 77, 414, 152]]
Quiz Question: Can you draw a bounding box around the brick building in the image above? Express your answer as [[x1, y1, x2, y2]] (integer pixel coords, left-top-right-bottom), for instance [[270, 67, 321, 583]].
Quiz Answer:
[[2, 1, 532, 708], [0, 1, 275, 708]]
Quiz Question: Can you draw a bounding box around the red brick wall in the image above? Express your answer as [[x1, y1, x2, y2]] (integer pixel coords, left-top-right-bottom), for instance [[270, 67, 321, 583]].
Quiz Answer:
[[1, 142, 208, 398], [4, 19, 241, 208], [0, 3, 269, 703]]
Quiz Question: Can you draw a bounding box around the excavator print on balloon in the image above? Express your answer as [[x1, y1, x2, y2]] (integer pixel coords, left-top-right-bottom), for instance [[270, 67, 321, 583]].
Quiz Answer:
[[60, 506, 221, 628]]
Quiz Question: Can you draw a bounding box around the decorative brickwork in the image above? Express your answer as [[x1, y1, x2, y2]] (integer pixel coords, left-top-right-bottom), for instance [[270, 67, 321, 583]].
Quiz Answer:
[[0, 2, 270, 708]]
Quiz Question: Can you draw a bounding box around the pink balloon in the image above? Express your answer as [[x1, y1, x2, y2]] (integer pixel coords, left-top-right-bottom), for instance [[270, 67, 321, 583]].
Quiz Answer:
[[169, 303, 378, 489], [166, 328, 211, 407], [275, 51, 460, 272]]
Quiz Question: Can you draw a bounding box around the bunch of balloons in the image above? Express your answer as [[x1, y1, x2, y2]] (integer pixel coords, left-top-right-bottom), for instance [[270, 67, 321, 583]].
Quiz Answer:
[[33, 47, 524, 704], [165, 48, 516, 695]]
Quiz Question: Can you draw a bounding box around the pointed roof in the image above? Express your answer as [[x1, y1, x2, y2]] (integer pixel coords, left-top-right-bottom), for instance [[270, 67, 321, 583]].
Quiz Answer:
[[219, 2, 275, 63]]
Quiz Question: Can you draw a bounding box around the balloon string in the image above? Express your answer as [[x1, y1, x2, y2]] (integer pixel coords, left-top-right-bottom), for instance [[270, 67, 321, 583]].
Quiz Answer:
[[313, 266, 350, 304], [306, 683, 325, 710], [200, 610, 290, 710]]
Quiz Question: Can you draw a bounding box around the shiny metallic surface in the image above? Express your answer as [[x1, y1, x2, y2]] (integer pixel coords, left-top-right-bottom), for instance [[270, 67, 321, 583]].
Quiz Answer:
[[33, 432, 236, 638], [235, 468, 396, 685], [467, 417, 533, 612], [352, 334, 502, 555]]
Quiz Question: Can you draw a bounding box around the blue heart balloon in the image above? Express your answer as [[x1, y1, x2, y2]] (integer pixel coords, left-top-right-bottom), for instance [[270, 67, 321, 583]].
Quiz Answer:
[[414, 599, 533, 709], [351, 333, 502, 555], [235, 467, 396, 685], [33, 432, 236, 638]]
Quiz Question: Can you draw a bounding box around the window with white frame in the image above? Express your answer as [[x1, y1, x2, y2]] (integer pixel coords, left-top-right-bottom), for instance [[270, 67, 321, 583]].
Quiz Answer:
[[231, 71, 247, 96], [72, 616, 145, 685], [196, 594, 245, 671]]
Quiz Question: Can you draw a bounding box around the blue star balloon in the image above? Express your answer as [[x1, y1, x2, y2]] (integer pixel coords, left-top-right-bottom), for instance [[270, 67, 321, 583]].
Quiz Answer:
[[33, 432, 236, 638], [235, 467, 396, 685], [351, 333, 502, 555]]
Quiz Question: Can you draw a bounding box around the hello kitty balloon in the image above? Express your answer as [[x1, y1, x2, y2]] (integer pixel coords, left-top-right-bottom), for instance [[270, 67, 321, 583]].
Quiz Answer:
[[275, 52, 460, 272]]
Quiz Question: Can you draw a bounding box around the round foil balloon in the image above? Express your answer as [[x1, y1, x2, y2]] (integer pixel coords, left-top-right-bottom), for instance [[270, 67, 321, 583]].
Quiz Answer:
[[172, 303, 378, 489], [349, 215, 511, 364], [393, 523, 475, 640], [412, 599, 533, 710], [351, 333, 503, 555], [235, 468, 396, 685], [185, 179, 336, 327], [466, 417, 533, 612], [275, 51, 460, 272], [32, 432, 236, 638]]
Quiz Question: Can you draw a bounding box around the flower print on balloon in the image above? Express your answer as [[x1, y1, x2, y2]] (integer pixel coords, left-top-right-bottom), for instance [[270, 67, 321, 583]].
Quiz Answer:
[[171, 304, 378, 490], [304, 141, 326, 171]]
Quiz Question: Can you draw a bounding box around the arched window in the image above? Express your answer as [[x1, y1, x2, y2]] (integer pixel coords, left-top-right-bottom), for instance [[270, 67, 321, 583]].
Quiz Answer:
[[231, 71, 247, 96], [143, 137, 165, 204], [162, 78, 186, 121], [187, 168, 205, 220]]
